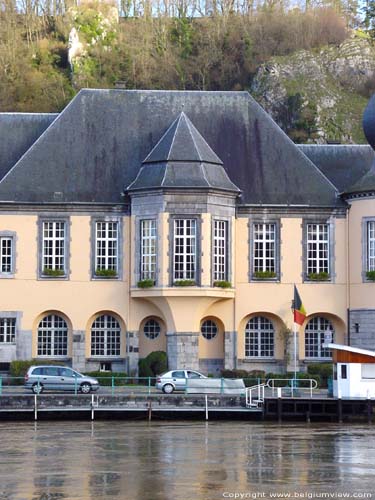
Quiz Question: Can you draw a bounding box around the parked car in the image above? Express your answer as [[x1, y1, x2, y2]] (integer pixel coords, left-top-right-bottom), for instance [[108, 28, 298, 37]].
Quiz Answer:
[[24, 366, 100, 394], [156, 370, 207, 393]]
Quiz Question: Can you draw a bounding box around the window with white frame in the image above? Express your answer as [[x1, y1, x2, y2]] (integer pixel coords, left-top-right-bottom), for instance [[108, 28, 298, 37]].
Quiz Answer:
[[253, 223, 276, 275], [0, 318, 16, 343], [95, 221, 118, 275], [305, 316, 333, 358], [143, 319, 161, 340], [245, 316, 274, 357], [367, 221, 375, 272], [201, 320, 218, 340], [0, 237, 13, 274], [213, 220, 228, 282], [91, 314, 121, 356], [42, 221, 66, 274], [37, 314, 68, 356], [174, 219, 197, 281], [140, 220, 157, 281], [306, 223, 329, 276]]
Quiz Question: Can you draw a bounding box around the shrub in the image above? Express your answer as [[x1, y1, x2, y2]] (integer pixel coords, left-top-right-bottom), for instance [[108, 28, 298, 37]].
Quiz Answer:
[[83, 371, 129, 386], [10, 359, 65, 384], [138, 351, 168, 379], [307, 363, 333, 388], [95, 268, 117, 278], [253, 270, 277, 279], [174, 280, 196, 286], [307, 272, 330, 281], [366, 271, 375, 281], [137, 279, 155, 288], [213, 280, 232, 288], [42, 268, 64, 277]]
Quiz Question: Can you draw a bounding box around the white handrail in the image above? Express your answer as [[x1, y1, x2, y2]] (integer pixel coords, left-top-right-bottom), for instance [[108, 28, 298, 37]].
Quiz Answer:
[[245, 383, 266, 407], [266, 378, 318, 398]]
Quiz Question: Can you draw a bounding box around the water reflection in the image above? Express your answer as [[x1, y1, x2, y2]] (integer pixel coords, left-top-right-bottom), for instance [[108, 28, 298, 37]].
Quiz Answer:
[[0, 421, 374, 500]]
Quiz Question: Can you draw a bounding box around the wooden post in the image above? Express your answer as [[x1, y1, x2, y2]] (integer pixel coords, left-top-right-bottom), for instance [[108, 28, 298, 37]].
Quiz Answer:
[[338, 397, 343, 424], [277, 387, 282, 423], [367, 395, 372, 424], [148, 400, 152, 421]]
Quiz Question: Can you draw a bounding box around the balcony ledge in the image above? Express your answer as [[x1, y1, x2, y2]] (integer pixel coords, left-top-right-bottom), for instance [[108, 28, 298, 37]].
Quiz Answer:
[[131, 286, 235, 298]]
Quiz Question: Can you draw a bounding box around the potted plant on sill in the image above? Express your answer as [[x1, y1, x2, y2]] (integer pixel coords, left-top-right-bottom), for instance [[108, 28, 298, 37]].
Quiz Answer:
[[253, 270, 277, 279], [42, 268, 65, 277], [213, 280, 232, 288], [137, 279, 155, 288], [95, 268, 118, 278], [366, 271, 375, 281], [307, 272, 330, 281], [174, 279, 196, 286]]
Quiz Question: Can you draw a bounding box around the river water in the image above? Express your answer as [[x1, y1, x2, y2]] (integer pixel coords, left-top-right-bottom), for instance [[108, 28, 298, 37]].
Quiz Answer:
[[0, 421, 374, 500]]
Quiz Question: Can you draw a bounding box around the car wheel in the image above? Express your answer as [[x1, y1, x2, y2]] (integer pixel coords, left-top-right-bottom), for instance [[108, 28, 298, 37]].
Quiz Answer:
[[162, 384, 174, 394], [32, 383, 44, 394], [80, 383, 91, 394]]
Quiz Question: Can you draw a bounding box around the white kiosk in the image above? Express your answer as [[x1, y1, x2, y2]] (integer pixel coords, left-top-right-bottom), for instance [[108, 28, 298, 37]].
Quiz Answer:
[[326, 343, 375, 399]]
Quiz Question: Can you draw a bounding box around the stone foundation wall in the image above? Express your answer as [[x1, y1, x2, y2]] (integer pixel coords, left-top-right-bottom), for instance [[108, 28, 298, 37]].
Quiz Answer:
[[199, 358, 224, 376], [224, 331, 237, 369], [349, 309, 375, 350], [166, 333, 199, 370]]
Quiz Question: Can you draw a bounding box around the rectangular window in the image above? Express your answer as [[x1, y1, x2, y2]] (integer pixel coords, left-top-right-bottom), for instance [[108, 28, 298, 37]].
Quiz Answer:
[[341, 364, 347, 379], [95, 221, 118, 274], [42, 221, 66, 273], [0, 237, 12, 274], [0, 318, 16, 343], [306, 223, 329, 275], [367, 221, 375, 271], [253, 223, 276, 273], [213, 220, 228, 282], [174, 219, 196, 281], [140, 219, 157, 281]]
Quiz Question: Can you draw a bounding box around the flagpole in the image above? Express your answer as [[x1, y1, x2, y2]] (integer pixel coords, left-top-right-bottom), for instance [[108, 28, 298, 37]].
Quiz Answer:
[[293, 320, 297, 381]]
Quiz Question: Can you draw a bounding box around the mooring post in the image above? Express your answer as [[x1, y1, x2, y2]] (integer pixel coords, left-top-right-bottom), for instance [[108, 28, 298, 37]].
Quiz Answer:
[[306, 411, 310, 423], [91, 394, 95, 421], [205, 395, 208, 421], [338, 397, 343, 424], [367, 391, 372, 424], [34, 394, 38, 421], [148, 399, 152, 421], [277, 387, 282, 423]]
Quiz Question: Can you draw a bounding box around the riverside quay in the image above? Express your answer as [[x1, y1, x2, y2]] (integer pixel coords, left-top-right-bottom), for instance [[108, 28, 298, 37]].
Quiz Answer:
[[1, 90, 375, 376]]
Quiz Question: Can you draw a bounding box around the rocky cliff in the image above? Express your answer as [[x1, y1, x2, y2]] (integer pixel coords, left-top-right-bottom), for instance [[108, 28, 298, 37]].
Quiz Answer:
[[251, 34, 375, 144]]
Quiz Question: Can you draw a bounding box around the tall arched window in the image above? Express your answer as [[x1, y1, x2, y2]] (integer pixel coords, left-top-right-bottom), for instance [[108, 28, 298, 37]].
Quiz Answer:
[[37, 314, 68, 356], [91, 314, 121, 356], [245, 316, 274, 357], [305, 317, 334, 358]]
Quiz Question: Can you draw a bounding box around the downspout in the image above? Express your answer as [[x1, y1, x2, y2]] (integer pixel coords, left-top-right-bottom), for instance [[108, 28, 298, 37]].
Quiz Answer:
[[346, 202, 351, 346]]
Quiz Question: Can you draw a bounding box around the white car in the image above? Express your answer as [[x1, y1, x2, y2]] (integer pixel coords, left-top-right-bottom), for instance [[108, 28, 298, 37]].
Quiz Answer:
[[156, 370, 207, 393]]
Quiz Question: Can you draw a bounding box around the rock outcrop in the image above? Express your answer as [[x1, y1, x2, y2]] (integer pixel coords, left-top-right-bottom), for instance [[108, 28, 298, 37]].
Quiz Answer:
[[251, 34, 375, 144]]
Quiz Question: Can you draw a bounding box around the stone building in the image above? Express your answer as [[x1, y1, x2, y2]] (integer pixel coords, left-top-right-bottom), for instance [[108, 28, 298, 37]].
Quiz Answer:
[[0, 89, 375, 375]]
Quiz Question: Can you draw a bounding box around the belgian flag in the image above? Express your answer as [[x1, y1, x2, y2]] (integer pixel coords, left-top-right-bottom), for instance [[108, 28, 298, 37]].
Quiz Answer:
[[293, 285, 306, 325]]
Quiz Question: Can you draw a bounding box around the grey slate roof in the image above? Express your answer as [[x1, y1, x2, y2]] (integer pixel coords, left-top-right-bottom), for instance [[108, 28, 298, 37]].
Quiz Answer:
[[0, 90, 341, 207], [346, 163, 375, 195], [128, 112, 240, 193], [298, 145, 375, 193], [0, 113, 57, 182]]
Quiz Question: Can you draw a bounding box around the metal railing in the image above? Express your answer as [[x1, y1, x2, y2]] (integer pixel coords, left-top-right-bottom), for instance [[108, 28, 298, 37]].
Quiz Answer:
[[245, 383, 266, 407], [0, 376, 261, 396], [267, 378, 318, 398]]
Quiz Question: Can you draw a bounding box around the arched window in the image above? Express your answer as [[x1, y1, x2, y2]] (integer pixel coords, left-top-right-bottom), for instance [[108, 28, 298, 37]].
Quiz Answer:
[[37, 314, 68, 357], [201, 320, 218, 340], [245, 316, 274, 357], [91, 315, 121, 356], [143, 319, 161, 340], [305, 317, 333, 358]]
